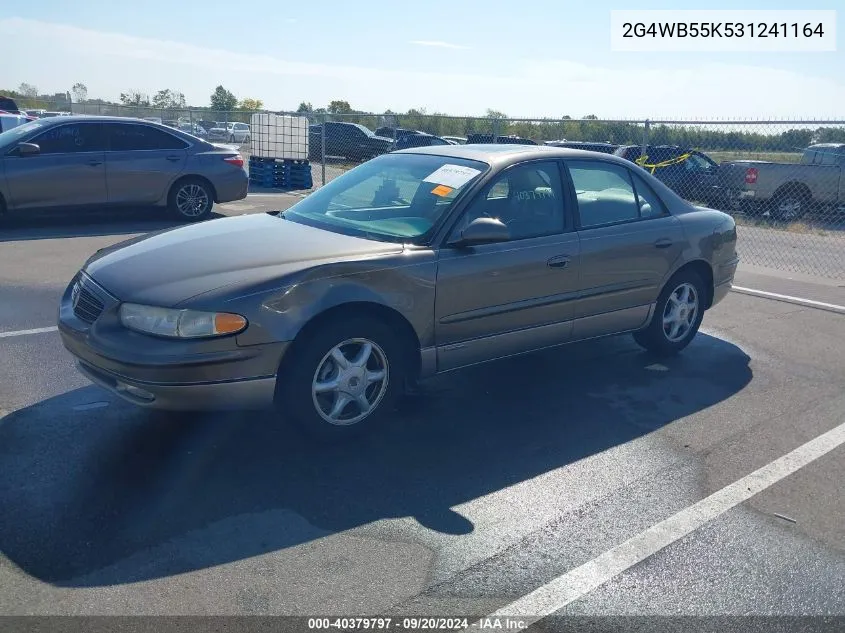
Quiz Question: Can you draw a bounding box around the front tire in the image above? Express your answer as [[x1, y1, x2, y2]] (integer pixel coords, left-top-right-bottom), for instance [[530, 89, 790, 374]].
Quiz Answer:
[[633, 270, 706, 356], [168, 178, 213, 221], [277, 316, 409, 442]]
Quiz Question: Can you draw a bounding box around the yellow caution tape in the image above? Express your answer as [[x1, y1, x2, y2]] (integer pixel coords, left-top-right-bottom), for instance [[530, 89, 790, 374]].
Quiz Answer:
[[635, 153, 692, 174]]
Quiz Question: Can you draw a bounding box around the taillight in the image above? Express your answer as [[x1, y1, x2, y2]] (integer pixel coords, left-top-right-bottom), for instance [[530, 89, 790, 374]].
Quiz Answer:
[[745, 167, 758, 184], [224, 155, 244, 168]]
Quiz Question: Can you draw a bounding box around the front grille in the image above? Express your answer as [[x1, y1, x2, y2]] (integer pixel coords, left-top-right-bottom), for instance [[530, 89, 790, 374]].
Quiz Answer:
[[72, 277, 106, 324]]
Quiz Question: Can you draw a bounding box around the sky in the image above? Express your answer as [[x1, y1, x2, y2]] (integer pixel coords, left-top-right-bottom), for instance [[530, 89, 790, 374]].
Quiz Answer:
[[0, 0, 843, 119]]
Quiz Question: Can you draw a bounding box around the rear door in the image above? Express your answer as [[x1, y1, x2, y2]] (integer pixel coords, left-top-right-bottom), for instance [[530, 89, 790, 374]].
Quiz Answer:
[[565, 159, 686, 339], [3, 121, 107, 210], [103, 122, 188, 205]]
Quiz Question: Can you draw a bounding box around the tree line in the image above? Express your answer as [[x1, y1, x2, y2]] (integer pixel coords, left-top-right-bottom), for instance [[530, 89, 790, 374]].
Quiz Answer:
[[3, 83, 843, 152]]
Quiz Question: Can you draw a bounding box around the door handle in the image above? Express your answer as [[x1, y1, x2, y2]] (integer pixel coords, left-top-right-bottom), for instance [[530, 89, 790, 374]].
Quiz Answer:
[[547, 255, 571, 269], [165, 156, 181, 162], [654, 238, 673, 249]]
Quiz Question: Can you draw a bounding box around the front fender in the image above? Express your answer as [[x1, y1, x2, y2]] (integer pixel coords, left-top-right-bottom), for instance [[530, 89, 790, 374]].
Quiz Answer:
[[229, 253, 438, 348]]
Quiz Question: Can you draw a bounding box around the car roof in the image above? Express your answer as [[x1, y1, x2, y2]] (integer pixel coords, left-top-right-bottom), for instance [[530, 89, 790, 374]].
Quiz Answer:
[[393, 143, 635, 167], [18, 115, 171, 124]]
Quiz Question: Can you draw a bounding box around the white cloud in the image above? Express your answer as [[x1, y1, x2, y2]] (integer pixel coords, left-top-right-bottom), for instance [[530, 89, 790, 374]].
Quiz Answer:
[[409, 40, 469, 50], [1, 17, 843, 120]]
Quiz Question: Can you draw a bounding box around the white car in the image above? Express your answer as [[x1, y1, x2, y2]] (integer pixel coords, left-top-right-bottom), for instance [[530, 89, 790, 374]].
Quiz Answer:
[[0, 113, 28, 132], [207, 122, 251, 144], [223, 122, 250, 143]]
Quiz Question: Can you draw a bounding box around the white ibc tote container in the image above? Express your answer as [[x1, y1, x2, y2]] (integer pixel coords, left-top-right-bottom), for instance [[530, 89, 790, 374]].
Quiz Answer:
[[250, 113, 309, 160]]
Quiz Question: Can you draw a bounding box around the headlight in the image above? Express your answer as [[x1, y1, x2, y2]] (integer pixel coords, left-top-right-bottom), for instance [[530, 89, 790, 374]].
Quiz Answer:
[[119, 303, 247, 339]]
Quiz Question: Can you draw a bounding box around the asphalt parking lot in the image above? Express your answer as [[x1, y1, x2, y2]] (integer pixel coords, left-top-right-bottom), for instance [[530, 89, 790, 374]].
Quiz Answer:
[[1, 196, 844, 627]]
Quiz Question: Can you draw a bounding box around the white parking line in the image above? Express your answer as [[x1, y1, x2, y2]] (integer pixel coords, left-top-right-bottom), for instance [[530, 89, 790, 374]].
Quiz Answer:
[[732, 286, 845, 313], [469, 419, 845, 628], [0, 326, 58, 339]]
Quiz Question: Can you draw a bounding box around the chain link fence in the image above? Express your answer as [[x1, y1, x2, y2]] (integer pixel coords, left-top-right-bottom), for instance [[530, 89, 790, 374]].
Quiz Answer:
[[20, 102, 845, 280]]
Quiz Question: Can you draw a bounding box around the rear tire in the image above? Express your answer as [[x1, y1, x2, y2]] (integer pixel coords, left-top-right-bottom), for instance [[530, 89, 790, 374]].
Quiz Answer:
[[770, 188, 810, 222], [633, 270, 706, 357], [277, 316, 409, 443], [167, 178, 213, 222]]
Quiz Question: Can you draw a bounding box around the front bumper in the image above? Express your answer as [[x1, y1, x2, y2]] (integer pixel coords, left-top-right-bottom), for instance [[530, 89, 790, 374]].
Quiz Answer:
[[58, 273, 288, 411]]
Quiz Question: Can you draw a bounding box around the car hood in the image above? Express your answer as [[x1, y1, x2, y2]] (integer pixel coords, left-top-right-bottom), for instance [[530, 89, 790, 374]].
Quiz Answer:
[[84, 213, 404, 306]]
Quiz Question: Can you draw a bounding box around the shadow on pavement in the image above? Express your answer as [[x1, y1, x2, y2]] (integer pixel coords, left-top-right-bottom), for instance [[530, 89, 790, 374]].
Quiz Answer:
[[0, 209, 226, 242], [0, 333, 752, 587]]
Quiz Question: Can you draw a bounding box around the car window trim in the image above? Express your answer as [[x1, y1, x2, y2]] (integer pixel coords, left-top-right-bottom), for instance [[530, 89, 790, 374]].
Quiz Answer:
[[103, 120, 191, 152], [629, 169, 670, 219], [439, 158, 571, 246], [564, 158, 670, 232], [24, 121, 107, 156]]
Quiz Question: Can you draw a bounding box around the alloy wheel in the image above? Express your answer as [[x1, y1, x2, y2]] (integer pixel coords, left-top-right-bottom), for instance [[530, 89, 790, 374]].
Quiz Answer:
[[311, 338, 389, 426], [175, 184, 209, 218], [662, 282, 698, 343]]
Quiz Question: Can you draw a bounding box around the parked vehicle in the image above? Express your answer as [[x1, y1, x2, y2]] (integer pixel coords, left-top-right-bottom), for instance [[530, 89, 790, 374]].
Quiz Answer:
[[614, 145, 724, 206], [226, 122, 251, 143], [0, 116, 247, 221], [442, 136, 467, 145], [0, 95, 22, 114], [178, 121, 208, 138], [143, 117, 164, 125], [0, 114, 29, 133], [206, 122, 230, 141], [393, 132, 450, 150], [57, 144, 738, 441], [308, 121, 393, 162], [374, 127, 419, 139], [465, 134, 537, 145], [718, 144, 845, 220], [545, 140, 619, 154]]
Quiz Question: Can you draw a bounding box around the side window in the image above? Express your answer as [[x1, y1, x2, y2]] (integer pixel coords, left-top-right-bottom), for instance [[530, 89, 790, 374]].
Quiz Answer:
[[686, 155, 712, 171], [568, 160, 641, 228], [30, 123, 105, 154], [820, 149, 841, 166], [630, 172, 668, 218], [456, 161, 564, 241], [107, 124, 188, 151]]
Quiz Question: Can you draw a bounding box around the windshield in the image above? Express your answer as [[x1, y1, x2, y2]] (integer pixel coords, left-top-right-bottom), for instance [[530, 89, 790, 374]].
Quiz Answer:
[[283, 153, 488, 243], [352, 123, 375, 136], [0, 119, 49, 148]]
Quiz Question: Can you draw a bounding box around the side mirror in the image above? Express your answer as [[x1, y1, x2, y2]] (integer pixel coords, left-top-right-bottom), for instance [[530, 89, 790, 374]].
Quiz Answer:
[[450, 217, 510, 247], [16, 142, 40, 157]]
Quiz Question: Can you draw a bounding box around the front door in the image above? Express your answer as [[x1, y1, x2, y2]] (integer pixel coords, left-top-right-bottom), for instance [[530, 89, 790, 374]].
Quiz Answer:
[[565, 159, 686, 339], [3, 121, 107, 211], [435, 160, 581, 371]]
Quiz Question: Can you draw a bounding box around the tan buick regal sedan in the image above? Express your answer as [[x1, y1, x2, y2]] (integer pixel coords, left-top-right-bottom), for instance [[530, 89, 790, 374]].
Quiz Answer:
[[59, 144, 739, 441]]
